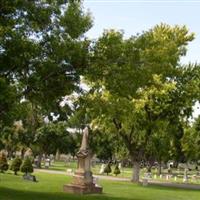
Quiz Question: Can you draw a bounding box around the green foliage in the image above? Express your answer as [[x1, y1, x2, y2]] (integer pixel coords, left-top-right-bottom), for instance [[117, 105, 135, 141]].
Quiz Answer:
[[81, 24, 200, 182], [0, 151, 9, 173], [90, 129, 115, 161], [86, 24, 194, 97], [60, 1, 93, 39], [104, 163, 112, 175], [182, 116, 200, 161], [0, 0, 92, 111], [10, 157, 22, 175], [113, 164, 121, 176], [20, 157, 33, 175], [0, 0, 93, 159], [34, 121, 77, 155], [0, 140, 4, 150], [0, 78, 17, 127], [0, 0, 92, 126], [1, 122, 26, 156]]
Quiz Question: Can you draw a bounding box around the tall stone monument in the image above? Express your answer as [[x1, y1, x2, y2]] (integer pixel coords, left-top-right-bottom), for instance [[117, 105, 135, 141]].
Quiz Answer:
[[63, 127, 103, 194]]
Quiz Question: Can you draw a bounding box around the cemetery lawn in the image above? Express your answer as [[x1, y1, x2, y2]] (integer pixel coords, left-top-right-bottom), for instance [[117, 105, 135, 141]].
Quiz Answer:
[[44, 161, 200, 183], [45, 161, 134, 178], [0, 172, 200, 200]]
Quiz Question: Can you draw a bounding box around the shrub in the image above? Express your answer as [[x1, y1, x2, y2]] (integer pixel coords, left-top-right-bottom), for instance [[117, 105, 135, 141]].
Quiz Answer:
[[20, 157, 33, 175], [104, 163, 112, 175], [113, 164, 121, 176], [10, 157, 22, 175], [0, 151, 9, 173]]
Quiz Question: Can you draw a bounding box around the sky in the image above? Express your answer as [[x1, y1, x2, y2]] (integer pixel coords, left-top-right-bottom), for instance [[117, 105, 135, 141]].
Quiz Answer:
[[83, 0, 200, 64], [83, 0, 200, 119]]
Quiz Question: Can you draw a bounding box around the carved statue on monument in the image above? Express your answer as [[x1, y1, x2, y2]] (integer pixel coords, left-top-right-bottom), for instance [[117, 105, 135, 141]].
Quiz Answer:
[[76, 127, 89, 158], [63, 126, 103, 194]]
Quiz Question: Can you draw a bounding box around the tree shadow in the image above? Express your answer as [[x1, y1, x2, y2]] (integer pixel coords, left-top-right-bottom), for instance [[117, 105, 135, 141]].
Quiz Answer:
[[0, 187, 144, 200], [147, 184, 200, 192]]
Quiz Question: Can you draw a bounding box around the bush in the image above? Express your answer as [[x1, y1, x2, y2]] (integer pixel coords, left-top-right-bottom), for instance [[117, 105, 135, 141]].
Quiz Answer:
[[10, 157, 22, 175], [104, 163, 112, 175], [113, 164, 121, 176], [20, 157, 33, 175], [0, 151, 9, 173]]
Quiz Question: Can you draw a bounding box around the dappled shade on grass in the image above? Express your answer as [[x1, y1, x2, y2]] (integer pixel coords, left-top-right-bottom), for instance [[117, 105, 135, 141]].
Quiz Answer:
[[0, 187, 122, 200]]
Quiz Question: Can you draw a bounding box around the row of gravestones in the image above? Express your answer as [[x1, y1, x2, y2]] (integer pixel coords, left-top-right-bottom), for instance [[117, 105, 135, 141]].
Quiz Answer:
[[143, 170, 200, 184], [34, 158, 52, 169]]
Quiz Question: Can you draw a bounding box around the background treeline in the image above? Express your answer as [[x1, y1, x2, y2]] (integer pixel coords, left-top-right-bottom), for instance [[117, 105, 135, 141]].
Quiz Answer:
[[0, 0, 200, 183]]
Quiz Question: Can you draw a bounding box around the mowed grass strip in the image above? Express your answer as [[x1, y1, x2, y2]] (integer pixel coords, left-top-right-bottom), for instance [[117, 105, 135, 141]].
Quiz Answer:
[[0, 172, 200, 200]]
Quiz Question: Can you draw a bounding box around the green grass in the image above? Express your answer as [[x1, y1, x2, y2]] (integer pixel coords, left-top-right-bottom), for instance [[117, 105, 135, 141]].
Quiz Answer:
[[43, 161, 72, 171], [45, 160, 135, 178], [0, 171, 200, 200]]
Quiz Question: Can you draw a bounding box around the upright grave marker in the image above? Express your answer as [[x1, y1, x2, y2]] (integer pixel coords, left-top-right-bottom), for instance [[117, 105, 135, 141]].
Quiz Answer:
[[63, 127, 103, 194]]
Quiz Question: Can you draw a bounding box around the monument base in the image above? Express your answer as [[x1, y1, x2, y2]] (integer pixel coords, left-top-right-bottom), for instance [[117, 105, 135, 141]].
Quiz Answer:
[[63, 183, 103, 194]]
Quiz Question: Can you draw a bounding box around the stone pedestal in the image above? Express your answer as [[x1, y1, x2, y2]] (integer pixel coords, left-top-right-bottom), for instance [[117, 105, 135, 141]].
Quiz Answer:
[[63, 182, 102, 194], [63, 165, 103, 194]]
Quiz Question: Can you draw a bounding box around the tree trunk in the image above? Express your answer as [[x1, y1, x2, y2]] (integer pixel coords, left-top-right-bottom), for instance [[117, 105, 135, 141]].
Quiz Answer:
[[158, 161, 162, 175], [37, 153, 42, 168], [147, 164, 152, 173], [21, 148, 25, 159], [8, 149, 12, 160], [131, 161, 140, 183], [173, 161, 178, 168], [147, 159, 155, 173], [55, 149, 60, 161]]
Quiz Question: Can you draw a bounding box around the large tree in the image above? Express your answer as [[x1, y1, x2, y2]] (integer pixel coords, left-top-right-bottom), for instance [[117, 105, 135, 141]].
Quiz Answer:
[[34, 121, 73, 156], [0, 0, 92, 121], [82, 24, 200, 182], [0, 1, 93, 154]]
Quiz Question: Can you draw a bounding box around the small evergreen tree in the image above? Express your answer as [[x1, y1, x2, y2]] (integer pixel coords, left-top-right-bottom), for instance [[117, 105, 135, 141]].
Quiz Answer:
[[104, 163, 112, 175], [113, 164, 121, 176], [20, 157, 33, 176], [10, 157, 22, 175], [0, 151, 9, 173]]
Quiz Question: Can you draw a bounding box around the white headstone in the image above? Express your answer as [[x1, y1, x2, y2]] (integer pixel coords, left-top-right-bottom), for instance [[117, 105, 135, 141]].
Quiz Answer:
[[99, 164, 105, 174], [45, 158, 50, 168], [119, 163, 122, 169], [183, 168, 188, 183], [67, 168, 73, 175]]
